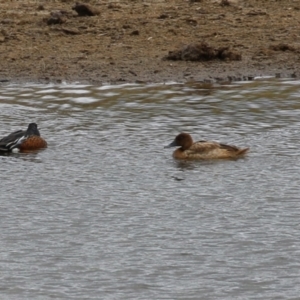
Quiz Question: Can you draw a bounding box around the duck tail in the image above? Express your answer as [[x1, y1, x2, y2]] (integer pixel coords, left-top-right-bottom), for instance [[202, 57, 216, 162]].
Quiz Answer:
[[237, 147, 249, 156]]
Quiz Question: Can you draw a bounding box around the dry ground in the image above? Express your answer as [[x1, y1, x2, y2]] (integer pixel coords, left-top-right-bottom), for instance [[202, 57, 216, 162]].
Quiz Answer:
[[0, 0, 300, 84]]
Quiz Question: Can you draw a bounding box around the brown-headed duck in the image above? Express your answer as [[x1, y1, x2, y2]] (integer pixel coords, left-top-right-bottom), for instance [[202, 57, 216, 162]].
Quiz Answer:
[[165, 132, 249, 159]]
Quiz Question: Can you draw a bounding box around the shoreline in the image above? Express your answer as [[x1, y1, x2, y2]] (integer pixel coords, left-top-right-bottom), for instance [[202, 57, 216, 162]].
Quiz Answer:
[[0, 0, 299, 85]]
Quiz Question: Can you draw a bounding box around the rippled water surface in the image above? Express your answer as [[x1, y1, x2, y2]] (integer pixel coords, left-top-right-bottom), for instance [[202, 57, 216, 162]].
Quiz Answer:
[[1, 79, 300, 299]]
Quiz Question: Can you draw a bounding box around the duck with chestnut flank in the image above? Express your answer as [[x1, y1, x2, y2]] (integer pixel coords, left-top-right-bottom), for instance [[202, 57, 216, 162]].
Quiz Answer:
[[0, 123, 47, 152]]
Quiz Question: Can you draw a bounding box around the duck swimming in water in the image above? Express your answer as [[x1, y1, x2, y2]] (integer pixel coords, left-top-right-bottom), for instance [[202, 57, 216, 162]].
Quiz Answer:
[[165, 132, 249, 159], [0, 123, 47, 153]]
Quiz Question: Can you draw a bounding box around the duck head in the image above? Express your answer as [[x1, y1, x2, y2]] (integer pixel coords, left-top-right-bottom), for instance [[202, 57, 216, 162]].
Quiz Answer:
[[165, 133, 193, 151], [26, 123, 40, 136]]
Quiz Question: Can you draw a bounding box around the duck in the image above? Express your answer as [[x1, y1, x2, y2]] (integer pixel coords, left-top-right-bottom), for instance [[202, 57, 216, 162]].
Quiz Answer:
[[0, 123, 47, 152], [165, 132, 249, 159]]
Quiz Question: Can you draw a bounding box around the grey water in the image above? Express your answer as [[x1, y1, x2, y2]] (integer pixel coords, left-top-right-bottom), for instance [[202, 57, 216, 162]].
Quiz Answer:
[[0, 78, 300, 299]]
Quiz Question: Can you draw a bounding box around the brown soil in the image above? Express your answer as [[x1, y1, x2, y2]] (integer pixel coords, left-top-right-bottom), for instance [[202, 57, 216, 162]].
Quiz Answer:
[[0, 0, 299, 85]]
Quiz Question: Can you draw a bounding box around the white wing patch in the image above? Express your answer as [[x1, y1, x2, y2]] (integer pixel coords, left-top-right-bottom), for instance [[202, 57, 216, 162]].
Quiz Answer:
[[6, 136, 26, 150]]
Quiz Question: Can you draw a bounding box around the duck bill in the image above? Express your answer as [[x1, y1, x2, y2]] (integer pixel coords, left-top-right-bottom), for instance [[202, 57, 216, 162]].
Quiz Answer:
[[164, 140, 177, 148]]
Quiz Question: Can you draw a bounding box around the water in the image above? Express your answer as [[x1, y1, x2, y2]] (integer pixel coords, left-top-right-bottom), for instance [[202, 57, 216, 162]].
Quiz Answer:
[[0, 79, 300, 299]]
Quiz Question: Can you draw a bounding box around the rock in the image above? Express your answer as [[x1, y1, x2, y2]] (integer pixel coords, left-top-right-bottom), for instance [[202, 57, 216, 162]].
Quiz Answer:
[[46, 11, 67, 25], [217, 47, 242, 61], [61, 27, 80, 35], [72, 3, 100, 16], [130, 30, 139, 36], [165, 42, 242, 61], [158, 14, 169, 19], [220, 0, 230, 6], [269, 43, 296, 52]]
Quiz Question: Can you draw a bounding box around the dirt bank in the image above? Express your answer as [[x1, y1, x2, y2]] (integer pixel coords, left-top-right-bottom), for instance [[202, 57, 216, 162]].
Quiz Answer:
[[0, 0, 299, 85]]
